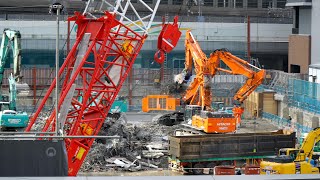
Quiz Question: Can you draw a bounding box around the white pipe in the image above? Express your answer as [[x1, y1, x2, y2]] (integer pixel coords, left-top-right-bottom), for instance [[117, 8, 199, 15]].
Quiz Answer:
[[146, 0, 161, 32]]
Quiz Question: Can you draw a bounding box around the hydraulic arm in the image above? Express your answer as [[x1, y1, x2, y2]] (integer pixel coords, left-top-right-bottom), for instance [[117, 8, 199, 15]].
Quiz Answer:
[[296, 127, 320, 163], [260, 127, 320, 174], [173, 30, 265, 133], [174, 30, 215, 109], [0, 29, 22, 102], [175, 30, 265, 110], [0, 28, 29, 129], [209, 49, 266, 105]]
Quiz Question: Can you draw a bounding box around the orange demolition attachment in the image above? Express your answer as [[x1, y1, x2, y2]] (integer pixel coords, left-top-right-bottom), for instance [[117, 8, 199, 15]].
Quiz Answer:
[[154, 16, 182, 64], [174, 30, 265, 133]]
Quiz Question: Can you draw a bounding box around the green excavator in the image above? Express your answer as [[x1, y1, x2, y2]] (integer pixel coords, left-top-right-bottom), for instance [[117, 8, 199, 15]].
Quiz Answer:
[[0, 28, 29, 130]]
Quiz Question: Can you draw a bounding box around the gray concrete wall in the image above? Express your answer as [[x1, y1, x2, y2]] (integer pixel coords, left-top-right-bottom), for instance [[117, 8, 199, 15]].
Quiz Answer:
[[311, 0, 320, 65], [277, 100, 320, 132], [0, 21, 292, 43], [0, 21, 291, 54], [299, 8, 311, 34]]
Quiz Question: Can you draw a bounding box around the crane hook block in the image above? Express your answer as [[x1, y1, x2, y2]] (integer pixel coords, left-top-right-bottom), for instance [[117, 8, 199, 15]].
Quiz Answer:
[[154, 49, 165, 64], [154, 15, 181, 64]]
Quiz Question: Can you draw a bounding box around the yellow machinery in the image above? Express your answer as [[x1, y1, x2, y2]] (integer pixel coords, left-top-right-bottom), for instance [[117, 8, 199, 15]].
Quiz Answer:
[[260, 127, 320, 174], [142, 95, 180, 112]]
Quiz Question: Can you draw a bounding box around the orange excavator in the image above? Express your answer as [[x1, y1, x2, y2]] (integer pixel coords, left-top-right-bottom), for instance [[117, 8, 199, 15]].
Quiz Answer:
[[172, 30, 266, 133]]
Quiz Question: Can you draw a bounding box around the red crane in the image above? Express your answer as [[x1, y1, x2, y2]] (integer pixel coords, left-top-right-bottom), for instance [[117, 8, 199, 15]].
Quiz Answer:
[[25, 0, 180, 176]]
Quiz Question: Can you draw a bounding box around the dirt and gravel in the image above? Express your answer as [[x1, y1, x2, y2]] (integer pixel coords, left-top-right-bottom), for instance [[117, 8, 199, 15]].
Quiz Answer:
[[237, 118, 280, 133]]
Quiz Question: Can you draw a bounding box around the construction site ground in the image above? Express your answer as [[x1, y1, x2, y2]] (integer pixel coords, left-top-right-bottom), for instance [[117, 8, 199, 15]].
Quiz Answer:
[[80, 113, 279, 176]]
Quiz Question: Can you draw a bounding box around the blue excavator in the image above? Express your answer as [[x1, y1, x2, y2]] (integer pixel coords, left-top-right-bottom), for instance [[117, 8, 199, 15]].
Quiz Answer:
[[0, 29, 29, 130]]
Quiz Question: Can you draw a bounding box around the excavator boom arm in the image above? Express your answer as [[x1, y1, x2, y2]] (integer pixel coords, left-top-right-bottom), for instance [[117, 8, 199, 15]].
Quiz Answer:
[[177, 30, 213, 108], [0, 29, 22, 82], [209, 49, 266, 104], [0, 29, 22, 107], [176, 32, 265, 110], [298, 127, 320, 162]]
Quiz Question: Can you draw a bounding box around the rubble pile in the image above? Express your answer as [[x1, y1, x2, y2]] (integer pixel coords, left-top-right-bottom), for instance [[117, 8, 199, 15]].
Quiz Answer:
[[30, 112, 51, 131], [80, 116, 180, 173]]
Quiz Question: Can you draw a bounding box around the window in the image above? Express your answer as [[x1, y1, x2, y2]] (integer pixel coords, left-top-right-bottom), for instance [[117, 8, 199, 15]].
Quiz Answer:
[[290, 64, 301, 73], [172, 0, 183, 5], [131, 0, 138, 3], [160, 0, 168, 4], [218, 0, 228, 7], [262, 0, 273, 8], [235, 0, 243, 8], [247, 0, 258, 8], [173, 59, 184, 68], [204, 0, 213, 6], [277, 0, 286, 8]]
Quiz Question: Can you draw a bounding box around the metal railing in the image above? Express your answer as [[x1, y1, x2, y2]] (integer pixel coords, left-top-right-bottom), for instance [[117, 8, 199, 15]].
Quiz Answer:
[[261, 112, 313, 135], [288, 78, 320, 114], [260, 70, 320, 114]]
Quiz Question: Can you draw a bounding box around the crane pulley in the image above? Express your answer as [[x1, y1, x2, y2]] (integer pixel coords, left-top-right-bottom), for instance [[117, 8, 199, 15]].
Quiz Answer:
[[154, 16, 181, 64]]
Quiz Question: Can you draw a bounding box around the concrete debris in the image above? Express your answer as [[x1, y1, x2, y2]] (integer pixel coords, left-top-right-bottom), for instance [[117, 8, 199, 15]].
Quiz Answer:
[[142, 144, 168, 159], [105, 157, 142, 172], [139, 161, 158, 169], [80, 115, 180, 172], [30, 112, 51, 131]]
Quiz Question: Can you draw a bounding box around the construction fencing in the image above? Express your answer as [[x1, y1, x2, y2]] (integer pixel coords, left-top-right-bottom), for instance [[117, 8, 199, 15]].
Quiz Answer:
[[288, 78, 320, 114], [261, 70, 320, 114], [262, 112, 313, 138], [16, 68, 320, 113], [7, 67, 245, 109]]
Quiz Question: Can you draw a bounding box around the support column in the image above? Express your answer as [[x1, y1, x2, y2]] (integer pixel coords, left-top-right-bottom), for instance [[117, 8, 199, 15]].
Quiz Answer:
[[258, 0, 262, 9], [128, 68, 134, 108], [32, 67, 37, 106], [247, 15, 251, 62], [243, 0, 248, 8], [213, 0, 218, 8]]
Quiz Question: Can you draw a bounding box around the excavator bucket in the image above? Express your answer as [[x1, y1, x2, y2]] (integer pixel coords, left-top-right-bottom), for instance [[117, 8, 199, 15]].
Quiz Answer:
[[154, 16, 182, 64]]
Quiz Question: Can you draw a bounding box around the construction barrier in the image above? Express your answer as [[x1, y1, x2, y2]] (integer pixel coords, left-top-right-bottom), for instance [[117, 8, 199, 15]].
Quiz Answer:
[[261, 112, 313, 135], [261, 70, 320, 114], [288, 79, 320, 114]]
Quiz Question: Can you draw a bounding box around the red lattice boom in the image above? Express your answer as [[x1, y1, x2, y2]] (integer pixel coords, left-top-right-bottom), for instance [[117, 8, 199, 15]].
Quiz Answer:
[[26, 11, 146, 176]]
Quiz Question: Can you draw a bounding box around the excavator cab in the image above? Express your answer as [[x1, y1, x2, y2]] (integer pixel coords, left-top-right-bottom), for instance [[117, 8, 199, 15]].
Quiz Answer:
[[264, 148, 300, 164], [279, 148, 299, 160], [184, 105, 201, 123], [211, 102, 225, 111]]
